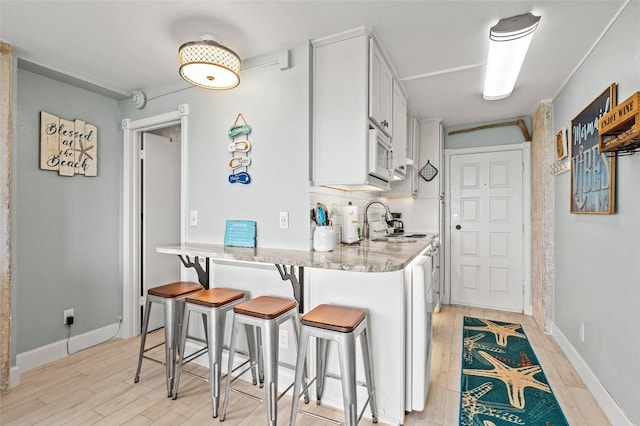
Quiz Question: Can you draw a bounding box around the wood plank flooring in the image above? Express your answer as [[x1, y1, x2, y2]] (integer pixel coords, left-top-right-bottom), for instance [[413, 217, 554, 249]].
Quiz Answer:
[[0, 305, 610, 425]]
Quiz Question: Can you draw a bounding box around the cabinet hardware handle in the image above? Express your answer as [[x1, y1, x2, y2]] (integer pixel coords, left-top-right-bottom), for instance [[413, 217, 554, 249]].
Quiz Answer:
[[456, 225, 462, 230]]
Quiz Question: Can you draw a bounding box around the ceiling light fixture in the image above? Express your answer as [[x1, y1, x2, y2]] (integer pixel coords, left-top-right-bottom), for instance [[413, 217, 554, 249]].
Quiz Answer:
[[179, 35, 241, 90], [483, 12, 541, 101]]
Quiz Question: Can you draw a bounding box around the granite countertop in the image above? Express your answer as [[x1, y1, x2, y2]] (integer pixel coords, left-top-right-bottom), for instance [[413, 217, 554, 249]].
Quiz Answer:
[[157, 234, 436, 273]]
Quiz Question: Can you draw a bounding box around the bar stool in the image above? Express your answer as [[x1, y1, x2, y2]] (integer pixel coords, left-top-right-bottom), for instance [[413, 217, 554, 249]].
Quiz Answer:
[[171, 288, 253, 418], [134, 281, 203, 397], [290, 304, 378, 425], [220, 295, 309, 425]]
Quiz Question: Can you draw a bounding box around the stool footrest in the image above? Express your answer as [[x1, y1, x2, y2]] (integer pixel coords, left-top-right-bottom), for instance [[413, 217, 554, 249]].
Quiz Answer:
[[298, 409, 342, 425], [181, 346, 208, 365]]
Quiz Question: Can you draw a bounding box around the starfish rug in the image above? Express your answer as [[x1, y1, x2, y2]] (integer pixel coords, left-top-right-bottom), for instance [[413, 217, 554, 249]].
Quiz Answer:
[[460, 316, 568, 426]]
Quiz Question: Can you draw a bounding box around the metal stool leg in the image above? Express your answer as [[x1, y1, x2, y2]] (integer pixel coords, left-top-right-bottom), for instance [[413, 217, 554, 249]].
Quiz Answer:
[[163, 297, 179, 397], [171, 303, 192, 399], [134, 298, 153, 383], [263, 321, 278, 426], [290, 313, 310, 405], [208, 307, 226, 418], [220, 313, 239, 422], [337, 333, 358, 426], [360, 322, 378, 422], [289, 327, 310, 426], [315, 338, 330, 403]]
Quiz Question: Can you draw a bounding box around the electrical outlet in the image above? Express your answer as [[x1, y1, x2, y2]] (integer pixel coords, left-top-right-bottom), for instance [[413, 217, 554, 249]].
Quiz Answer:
[[279, 330, 289, 349], [63, 309, 74, 325], [190, 210, 198, 227], [579, 322, 585, 343], [279, 211, 289, 229]]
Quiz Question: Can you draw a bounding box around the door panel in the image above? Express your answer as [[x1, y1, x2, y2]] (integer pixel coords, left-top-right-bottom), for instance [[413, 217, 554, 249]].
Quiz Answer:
[[450, 149, 523, 312], [142, 132, 181, 332]]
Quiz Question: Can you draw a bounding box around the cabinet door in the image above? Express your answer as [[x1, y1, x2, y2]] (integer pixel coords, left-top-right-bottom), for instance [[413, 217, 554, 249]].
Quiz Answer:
[[392, 81, 408, 177], [369, 39, 393, 134], [410, 117, 420, 196]]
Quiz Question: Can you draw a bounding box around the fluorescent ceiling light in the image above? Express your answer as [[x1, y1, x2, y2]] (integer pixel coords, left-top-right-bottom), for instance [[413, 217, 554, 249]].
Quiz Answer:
[[483, 13, 541, 101]]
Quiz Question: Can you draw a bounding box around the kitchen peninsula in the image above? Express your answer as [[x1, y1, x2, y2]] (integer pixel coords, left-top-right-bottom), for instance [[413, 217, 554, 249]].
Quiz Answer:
[[157, 235, 436, 425]]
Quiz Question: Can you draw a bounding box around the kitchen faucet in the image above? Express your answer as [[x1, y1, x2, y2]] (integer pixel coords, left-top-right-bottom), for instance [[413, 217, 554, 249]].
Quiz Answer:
[[363, 200, 393, 239]]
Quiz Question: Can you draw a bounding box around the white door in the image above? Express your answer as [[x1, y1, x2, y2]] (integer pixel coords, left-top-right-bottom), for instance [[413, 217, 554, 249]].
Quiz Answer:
[[141, 132, 181, 332], [449, 149, 523, 312]]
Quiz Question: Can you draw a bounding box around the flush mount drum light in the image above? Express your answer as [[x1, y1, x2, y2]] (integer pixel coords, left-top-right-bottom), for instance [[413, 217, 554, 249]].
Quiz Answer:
[[179, 35, 240, 89], [483, 12, 540, 101]]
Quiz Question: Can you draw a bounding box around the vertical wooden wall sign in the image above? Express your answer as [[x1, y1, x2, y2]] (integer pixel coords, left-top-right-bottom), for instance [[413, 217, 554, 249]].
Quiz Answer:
[[40, 111, 98, 177], [570, 84, 616, 214]]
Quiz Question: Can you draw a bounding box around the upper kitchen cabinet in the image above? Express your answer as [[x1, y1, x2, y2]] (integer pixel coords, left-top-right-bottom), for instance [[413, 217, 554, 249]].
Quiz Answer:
[[312, 28, 402, 191], [391, 80, 408, 179], [419, 119, 444, 200], [369, 40, 394, 136], [387, 115, 419, 198]]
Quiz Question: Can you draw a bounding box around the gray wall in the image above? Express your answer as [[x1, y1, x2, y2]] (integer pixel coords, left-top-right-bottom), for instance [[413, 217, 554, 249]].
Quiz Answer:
[[11, 42, 312, 359], [552, 1, 639, 422], [119, 43, 311, 250], [13, 69, 122, 354]]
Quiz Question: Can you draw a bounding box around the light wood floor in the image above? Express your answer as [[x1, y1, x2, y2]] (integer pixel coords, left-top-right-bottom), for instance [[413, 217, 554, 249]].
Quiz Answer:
[[0, 305, 610, 425]]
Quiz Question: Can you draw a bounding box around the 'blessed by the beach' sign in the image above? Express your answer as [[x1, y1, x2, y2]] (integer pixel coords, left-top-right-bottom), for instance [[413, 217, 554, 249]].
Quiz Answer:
[[40, 111, 97, 176]]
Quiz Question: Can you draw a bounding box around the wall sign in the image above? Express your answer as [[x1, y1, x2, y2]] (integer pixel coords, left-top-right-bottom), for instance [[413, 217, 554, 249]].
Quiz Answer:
[[40, 111, 97, 176], [224, 220, 256, 248], [570, 84, 616, 214]]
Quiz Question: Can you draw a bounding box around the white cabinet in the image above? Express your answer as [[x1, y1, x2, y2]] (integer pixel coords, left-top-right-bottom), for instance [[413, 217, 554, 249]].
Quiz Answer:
[[369, 40, 393, 135], [419, 119, 443, 199], [312, 29, 398, 191], [391, 80, 408, 179], [386, 115, 419, 197]]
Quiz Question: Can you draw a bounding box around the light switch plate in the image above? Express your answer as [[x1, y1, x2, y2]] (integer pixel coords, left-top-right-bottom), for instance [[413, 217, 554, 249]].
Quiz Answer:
[[190, 210, 198, 227]]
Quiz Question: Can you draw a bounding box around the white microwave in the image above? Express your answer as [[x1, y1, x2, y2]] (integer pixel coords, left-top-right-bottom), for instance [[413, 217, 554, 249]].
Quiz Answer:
[[369, 128, 394, 182]]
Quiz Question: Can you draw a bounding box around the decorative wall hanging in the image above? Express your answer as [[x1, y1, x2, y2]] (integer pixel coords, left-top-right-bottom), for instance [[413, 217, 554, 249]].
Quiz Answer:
[[228, 113, 251, 184], [419, 160, 438, 182], [40, 111, 97, 176], [570, 83, 616, 214], [550, 128, 570, 176], [598, 91, 640, 154]]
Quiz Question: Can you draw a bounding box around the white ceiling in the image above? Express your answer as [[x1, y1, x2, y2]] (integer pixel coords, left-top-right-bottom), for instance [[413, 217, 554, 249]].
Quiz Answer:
[[0, 1, 629, 126]]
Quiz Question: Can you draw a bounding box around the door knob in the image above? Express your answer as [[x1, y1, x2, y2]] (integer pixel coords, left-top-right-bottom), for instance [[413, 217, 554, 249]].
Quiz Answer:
[[455, 225, 461, 230]]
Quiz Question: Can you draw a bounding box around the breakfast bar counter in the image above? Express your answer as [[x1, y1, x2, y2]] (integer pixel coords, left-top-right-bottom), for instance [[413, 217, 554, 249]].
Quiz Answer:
[[157, 235, 437, 425], [157, 235, 434, 273]]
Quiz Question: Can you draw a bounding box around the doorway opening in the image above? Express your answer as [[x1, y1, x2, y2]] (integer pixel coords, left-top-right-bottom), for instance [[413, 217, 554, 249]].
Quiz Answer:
[[121, 104, 189, 338]]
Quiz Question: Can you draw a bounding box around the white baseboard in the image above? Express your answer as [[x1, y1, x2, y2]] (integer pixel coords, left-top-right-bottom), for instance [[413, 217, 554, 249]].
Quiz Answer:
[[551, 323, 633, 425], [16, 322, 121, 377]]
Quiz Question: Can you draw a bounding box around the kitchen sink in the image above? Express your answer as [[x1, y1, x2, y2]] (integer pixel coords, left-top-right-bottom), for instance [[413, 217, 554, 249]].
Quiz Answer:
[[371, 237, 418, 243]]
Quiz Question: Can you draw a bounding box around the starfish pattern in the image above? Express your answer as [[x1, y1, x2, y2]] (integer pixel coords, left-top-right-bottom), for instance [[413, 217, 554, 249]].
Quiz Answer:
[[463, 350, 550, 409], [464, 319, 526, 346], [460, 382, 525, 426], [464, 332, 505, 363], [73, 139, 94, 163]]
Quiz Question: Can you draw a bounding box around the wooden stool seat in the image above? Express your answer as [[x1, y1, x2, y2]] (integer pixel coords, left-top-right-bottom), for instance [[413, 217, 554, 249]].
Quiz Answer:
[[301, 304, 365, 333], [186, 288, 245, 308], [148, 281, 203, 298], [234, 295, 297, 319]]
